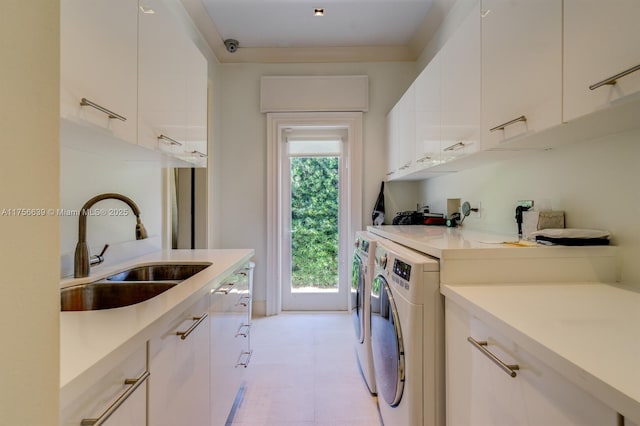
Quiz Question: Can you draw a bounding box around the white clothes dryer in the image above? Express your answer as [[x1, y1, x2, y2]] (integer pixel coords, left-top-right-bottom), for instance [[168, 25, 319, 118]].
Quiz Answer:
[[350, 231, 380, 394], [370, 238, 445, 426]]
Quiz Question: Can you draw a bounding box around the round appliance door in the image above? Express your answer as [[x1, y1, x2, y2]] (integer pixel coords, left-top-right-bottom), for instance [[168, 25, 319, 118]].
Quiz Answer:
[[351, 252, 364, 343], [370, 274, 405, 407]]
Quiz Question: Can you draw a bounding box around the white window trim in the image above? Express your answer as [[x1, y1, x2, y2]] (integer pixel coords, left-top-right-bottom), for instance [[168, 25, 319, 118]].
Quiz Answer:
[[266, 112, 363, 315]]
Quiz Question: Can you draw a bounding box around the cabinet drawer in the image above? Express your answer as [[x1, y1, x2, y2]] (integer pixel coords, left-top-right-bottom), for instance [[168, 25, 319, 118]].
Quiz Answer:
[[466, 316, 618, 426], [61, 345, 147, 426], [148, 296, 210, 426]]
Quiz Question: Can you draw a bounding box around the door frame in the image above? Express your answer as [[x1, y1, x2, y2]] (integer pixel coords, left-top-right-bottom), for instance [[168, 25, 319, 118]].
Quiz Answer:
[[266, 112, 363, 315]]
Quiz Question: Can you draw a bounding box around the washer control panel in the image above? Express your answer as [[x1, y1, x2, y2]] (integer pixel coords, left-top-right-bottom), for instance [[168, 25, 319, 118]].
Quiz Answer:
[[393, 259, 412, 281]]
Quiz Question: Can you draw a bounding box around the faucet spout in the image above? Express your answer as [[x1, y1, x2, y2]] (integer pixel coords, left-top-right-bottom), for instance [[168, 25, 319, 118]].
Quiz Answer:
[[74, 193, 148, 278]]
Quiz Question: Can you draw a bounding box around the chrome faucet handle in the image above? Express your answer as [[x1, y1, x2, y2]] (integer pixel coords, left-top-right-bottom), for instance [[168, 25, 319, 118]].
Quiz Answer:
[[89, 244, 109, 267]]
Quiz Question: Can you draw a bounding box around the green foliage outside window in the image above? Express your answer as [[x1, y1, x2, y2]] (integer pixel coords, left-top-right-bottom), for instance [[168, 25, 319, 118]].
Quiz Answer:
[[290, 156, 339, 288]]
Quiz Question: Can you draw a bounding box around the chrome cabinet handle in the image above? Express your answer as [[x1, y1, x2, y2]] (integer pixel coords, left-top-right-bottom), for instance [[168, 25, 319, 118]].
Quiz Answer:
[[589, 64, 640, 90], [235, 350, 253, 368], [216, 282, 235, 295], [80, 98, 127, 122], [235, 295, 251, 308], [417, 155, 432, 163], [157, 134, 182, 146], [176, 313, 208, 340], [235, 323, 251, 338], [468, 337, 519, 378], [443, 141, 466, 152], [191, 150, 207, 157], [386, 171, 396, 176], [81, 370, 150, 426], [489, 115, 527, 132]]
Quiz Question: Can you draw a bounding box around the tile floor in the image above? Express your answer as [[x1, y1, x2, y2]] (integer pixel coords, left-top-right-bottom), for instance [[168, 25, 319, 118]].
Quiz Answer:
[[227, 312, 382, 426]]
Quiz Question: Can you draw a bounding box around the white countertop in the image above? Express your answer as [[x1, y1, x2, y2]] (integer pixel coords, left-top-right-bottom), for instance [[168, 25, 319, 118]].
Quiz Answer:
[[367, 225, 616, 260], [367, 225, 619, 285], [442, 282, 640, 424], [60, 249, 253, 405]]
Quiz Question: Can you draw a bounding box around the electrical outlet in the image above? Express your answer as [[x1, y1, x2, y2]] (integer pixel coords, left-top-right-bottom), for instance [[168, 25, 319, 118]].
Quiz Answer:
[[473, 201, 481, 218], [517, 200, 534, 209]]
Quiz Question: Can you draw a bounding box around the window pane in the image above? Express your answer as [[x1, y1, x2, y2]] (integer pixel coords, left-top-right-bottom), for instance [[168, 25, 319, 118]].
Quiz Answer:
[[290, 156, 339, 291]]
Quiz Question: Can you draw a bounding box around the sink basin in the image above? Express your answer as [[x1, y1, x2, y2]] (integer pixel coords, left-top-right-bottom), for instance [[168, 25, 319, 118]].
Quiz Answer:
[[61, 281, 178, 311], [61, 263, 212, 311], [106, 263, 211, 282]]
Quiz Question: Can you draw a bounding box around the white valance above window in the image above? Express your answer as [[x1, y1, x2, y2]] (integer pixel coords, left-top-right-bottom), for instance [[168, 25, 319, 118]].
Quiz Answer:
[[260, 75, 369, 113]]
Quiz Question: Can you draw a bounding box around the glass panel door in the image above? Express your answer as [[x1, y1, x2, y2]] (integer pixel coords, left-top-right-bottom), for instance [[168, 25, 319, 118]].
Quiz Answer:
[[281, 129, 348, 310]]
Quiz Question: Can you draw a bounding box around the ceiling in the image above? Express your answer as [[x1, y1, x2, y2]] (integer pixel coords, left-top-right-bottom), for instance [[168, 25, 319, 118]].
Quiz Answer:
[[180, 0, 455, 63]]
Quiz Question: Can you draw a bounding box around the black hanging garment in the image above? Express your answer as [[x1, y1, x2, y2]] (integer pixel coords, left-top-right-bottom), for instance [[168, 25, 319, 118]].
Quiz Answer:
[[372, 182, 385, 226]]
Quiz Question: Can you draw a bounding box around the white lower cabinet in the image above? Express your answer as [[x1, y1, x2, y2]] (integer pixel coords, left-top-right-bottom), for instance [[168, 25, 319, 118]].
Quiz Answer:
[[445, 298, 619, 426], [149, 295, 211, 426], [60, 345, 148, 426], [211, 263, 254, 425]]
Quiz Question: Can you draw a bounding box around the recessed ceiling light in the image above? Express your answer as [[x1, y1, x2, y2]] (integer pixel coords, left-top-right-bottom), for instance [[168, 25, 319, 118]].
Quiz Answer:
[[314, 8, 325, 17]]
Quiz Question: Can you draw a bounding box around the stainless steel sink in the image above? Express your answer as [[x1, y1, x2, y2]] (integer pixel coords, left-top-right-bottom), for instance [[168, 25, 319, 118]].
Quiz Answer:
[[61, 263, 212, 311], [61, 281, 178, 311], [106, 263, 211, 282]]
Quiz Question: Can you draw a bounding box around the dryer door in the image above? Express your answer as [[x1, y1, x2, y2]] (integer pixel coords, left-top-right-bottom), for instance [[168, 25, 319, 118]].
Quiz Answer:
[[370, 274, 405, 407], [351, 252, 365, 343]]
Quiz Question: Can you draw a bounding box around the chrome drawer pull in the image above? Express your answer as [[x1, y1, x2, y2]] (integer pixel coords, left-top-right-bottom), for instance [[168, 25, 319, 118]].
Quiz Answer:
[[235, 295, 251, 308], [589, 64, 640, 90], [176, 313, 208, 340], [235, 323, 251, 338], [443, 141, 466, 152], [157, 134, 183, 146], [191, 150, 207, 157], [417, 155, 432, 163], [489, 115, 527, 132], [80, 98, 127, 122], [80, 370, 150, 426], [467, 337, 519, 378], [236, 350, 253, 368], [216, 282, 235, 295]]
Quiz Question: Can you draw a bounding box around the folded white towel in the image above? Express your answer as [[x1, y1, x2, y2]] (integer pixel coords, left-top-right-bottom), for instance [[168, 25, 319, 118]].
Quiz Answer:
[[529, 228, 610, 239]]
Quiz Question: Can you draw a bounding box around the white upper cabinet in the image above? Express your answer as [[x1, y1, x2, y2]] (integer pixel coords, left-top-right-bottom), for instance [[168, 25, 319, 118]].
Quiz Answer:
[[60, 0, 138, 145], [138, 0, 208, 167], [386, 84, 416, 180], [440, 2, 480, 164], [415, 52, 442, 169], [563, 0, 640, 122], [480, 0, 562, 149]]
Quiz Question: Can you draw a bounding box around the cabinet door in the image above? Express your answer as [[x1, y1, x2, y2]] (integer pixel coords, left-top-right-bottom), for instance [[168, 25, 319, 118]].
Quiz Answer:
[[61, 345, 147, 426], [149, 296, 211, 426], [480, 0, 562, 149], [385, 106, 400, 178], [440, 2, 480, 164], [563, 0, 640, 122], [60, 0, 138, 145], [415, 54, 442, 169], [396, 85, 416, 176], [445, 299, 618, 426], [138, 0, 208, 167]]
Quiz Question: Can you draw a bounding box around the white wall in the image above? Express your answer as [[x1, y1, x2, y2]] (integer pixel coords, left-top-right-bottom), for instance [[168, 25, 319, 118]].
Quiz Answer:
[[0, 1, 60, 424], [59, 143, 163, 262], [210, 61, 417, 310]]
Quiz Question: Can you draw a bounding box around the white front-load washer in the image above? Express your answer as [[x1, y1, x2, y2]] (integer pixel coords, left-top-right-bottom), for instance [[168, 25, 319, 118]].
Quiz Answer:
[[351, 231, 380, 394], [370, 238, 444, 426]]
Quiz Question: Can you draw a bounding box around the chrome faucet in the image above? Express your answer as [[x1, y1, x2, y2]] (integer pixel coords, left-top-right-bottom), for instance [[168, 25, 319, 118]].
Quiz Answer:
[[74, 193, 148, 278]]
